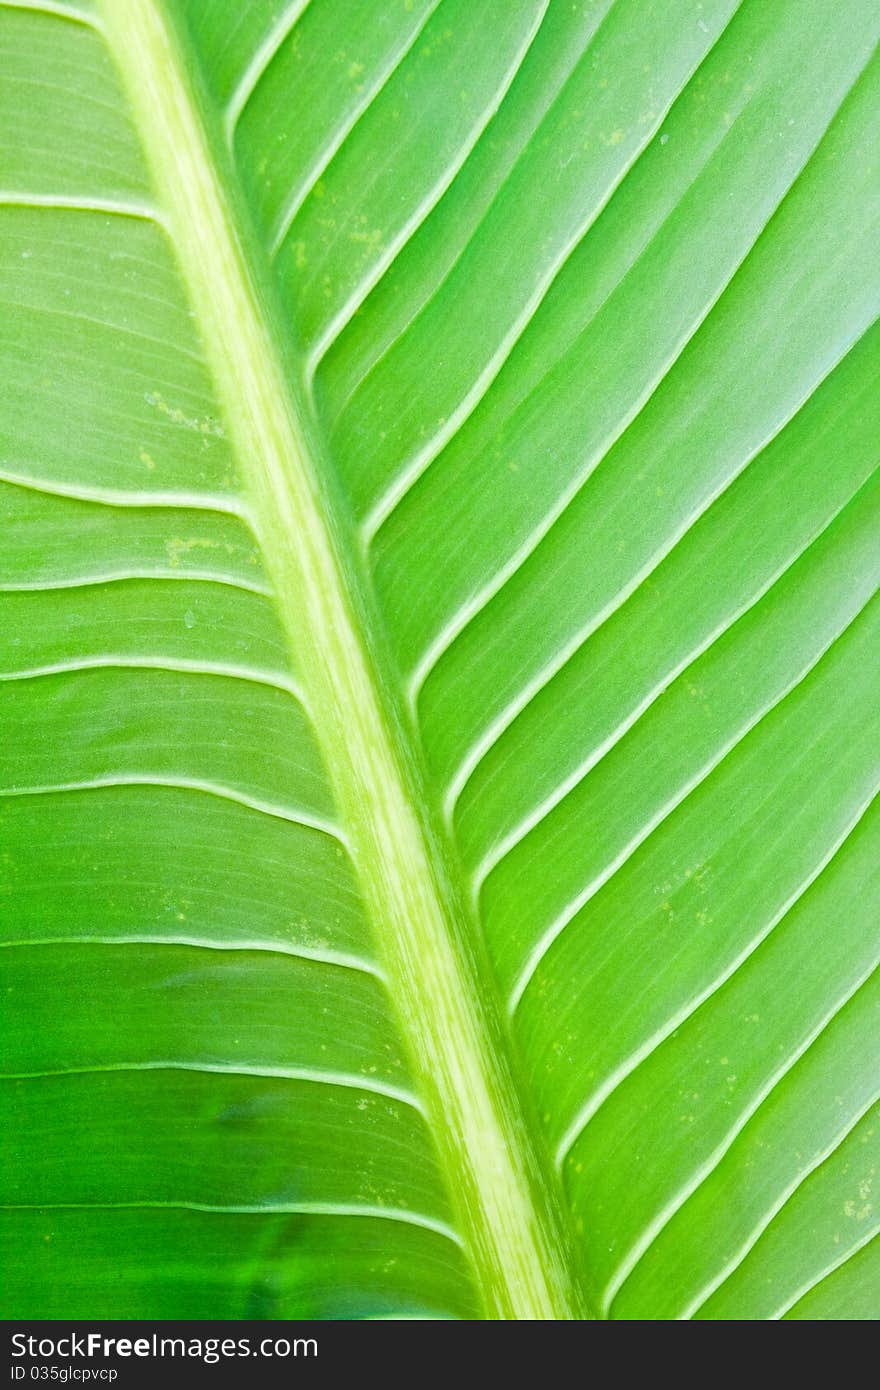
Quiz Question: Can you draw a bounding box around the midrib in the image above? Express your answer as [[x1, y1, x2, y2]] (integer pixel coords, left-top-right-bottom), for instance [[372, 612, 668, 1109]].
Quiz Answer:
[[100, 0, 588, 1320]]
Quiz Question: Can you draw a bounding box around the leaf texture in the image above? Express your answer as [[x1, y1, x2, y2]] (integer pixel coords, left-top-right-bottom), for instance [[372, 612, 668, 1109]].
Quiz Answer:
[[1, 0, 879, 1320]]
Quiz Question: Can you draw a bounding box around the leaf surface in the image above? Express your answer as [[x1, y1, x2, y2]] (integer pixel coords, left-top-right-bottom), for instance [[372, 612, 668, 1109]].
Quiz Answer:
[[2, 0, 879, 1320]]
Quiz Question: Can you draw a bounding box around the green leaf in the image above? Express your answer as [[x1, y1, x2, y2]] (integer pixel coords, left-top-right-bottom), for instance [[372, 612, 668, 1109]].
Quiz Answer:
[[2, 0, 878, 1321]]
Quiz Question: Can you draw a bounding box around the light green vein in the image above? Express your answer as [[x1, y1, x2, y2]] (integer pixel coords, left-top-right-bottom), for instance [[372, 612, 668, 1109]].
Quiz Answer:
[[0, 935, 385, 982], [97, 0, 588, 1321], [0, 1201, 463, 1248], [0, 776, 348, 843], [2, 1062, 424, 1115], [777, 1230, 880, 1320]]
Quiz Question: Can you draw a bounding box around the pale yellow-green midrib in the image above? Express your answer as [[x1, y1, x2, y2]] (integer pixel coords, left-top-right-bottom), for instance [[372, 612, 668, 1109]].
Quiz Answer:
[[99, 0, 589, 1320]]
